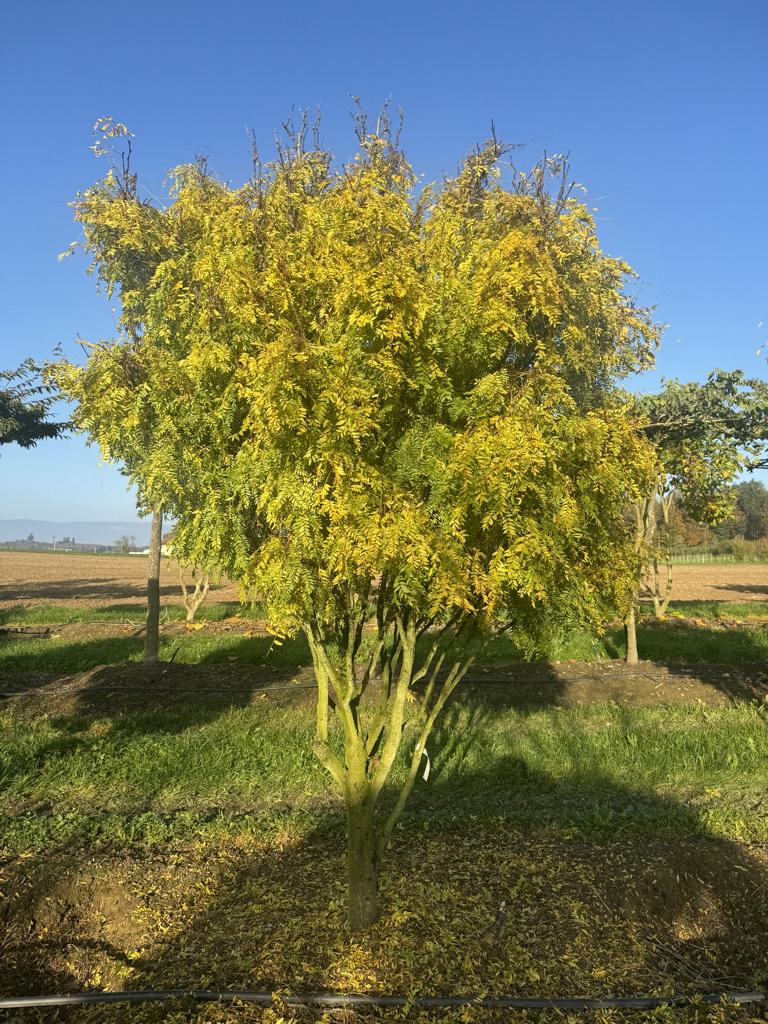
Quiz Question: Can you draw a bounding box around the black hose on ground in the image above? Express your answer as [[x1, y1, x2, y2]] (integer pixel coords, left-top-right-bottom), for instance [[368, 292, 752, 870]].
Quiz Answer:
[[0, 989, 766, 1011]]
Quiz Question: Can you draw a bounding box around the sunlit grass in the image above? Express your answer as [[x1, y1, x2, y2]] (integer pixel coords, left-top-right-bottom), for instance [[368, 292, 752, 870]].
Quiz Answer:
[[0, 600, 251, 624], [1, 695, 766, 851]]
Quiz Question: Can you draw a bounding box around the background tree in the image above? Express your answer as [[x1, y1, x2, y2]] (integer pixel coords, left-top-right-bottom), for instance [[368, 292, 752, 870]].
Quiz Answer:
[[624, 371, 768, 663], [1, 360, 66, 448], [733, 480, 768, 541], [56, 112, 658, 930], [178, 564, 210, 622]]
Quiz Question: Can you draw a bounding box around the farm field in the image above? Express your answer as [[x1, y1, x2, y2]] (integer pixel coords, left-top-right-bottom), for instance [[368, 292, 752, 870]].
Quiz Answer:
[[2, 550, 768, 613], [0, 550, 241, 611], [1, 552, 767, 1021]]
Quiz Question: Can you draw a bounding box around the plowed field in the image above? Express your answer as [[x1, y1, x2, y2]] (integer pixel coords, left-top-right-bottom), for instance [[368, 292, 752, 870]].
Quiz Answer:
[[1, 551, 767, 614], [0, 551, 239, 610]]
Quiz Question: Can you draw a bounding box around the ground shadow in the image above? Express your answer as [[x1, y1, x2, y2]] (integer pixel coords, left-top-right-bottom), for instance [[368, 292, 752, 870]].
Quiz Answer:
[[0, 578, 194, 602], [2, 675, 767, 999], [2, 749, 766, 1017], [0, 657, 313, 724], [0, 631, 311, 691], [720, 584, 768, 596]]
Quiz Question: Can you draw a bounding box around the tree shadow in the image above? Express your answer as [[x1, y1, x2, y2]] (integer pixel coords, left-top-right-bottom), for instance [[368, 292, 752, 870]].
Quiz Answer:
[[0, 632, 311, 690], [720, 584, 768, 596], [0, 604, 28, 626], [2, 696, 767, 1013], [0, 578, 188, 602], [0, 657, 313, 724]]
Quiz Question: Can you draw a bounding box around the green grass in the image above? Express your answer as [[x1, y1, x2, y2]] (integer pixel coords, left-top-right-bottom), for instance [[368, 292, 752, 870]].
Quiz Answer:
[[0, 600, 250, 625], [662, 600, 768, 620], [478, 618, 768, 664], [2, 613, 768, 676], [2, 603, 767, 851], [1, 693, 767, 852], [0, 630, 312, 674]]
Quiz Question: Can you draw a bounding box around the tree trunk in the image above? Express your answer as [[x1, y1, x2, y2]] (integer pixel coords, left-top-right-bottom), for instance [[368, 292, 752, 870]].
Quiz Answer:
[[144, 509, 163, 664], [346, 795, 378, 931], [625, 604, 639, 666]]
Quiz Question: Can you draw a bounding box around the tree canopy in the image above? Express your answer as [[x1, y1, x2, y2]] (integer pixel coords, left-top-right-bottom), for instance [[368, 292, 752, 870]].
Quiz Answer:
[[640, 370, 768, 521], [1, 359, 66, 449], [56, 111, 659, 928], [625, 370, 768, 628]]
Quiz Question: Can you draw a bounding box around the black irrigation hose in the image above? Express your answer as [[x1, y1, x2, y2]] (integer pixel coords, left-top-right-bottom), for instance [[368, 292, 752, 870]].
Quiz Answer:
[[0, 989, 766, 1011]]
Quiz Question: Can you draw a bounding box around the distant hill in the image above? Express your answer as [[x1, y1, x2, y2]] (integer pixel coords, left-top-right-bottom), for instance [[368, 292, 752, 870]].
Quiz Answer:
[[0, 519, 152, 547]]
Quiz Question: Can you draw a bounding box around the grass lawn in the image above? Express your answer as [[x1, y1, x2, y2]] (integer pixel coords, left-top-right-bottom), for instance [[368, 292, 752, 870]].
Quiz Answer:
[[0, 600, 248, 625], [2, 602, 768, 676], [1, 693, 767, 851]]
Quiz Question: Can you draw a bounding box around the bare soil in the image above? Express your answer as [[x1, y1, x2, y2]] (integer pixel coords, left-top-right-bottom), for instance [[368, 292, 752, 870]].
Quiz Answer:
[[2, 552, 767, 616], [1, 646, 766, 720], [0, 550, 240, 610], [642, 562, 768, 602]]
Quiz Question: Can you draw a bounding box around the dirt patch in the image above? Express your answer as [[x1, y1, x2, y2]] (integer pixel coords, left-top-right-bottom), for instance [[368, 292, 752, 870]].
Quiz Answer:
[[461, 659, 768, 707], [0, 551, 240, 610], [643, 563, 768, 602], [0, 853, 147, 993], [1, 655, 766, 721], [0, 659, 316, 719]]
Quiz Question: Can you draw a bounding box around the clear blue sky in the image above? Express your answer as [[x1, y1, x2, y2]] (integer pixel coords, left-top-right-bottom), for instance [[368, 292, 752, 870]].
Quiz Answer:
[[1, 0, 766, 520]]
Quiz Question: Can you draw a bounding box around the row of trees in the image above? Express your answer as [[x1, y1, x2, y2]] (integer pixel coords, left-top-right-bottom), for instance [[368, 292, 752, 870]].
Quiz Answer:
[[6, 112, 768, 928], [667, 480, 768, 547]]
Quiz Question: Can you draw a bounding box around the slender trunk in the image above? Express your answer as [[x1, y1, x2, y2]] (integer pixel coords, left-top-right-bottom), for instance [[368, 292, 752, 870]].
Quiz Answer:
[[346, 792, 378, 931], [625, 604, 639, 666], [144, 509, 163, 664]]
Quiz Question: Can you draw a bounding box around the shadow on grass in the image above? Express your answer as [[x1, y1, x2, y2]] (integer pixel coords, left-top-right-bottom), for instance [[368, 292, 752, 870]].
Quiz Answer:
[[0, 635, 146, 677], [0, 632, 311, 680], [2, 744, 767, 1010]]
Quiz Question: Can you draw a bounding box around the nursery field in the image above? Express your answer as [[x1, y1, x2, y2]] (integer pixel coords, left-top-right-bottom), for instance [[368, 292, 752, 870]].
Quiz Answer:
[[1, 552, 768, 1022]]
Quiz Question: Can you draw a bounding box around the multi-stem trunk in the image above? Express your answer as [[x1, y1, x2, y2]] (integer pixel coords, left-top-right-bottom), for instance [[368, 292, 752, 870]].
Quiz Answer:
[[306, 606, 477, 932], [144, 509, 163, 663], [179, 565, 210, 622]]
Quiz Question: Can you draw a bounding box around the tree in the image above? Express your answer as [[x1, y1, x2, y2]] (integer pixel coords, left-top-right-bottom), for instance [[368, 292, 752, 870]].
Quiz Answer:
[[734, 480, 768, 540], [56, 111, 658, 929], [1, 360, 66, 448], [179, 564, 211, 622], [114, 534, 135, 554], [624, 371, 768, 662], [144, 509, 163, 662]]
